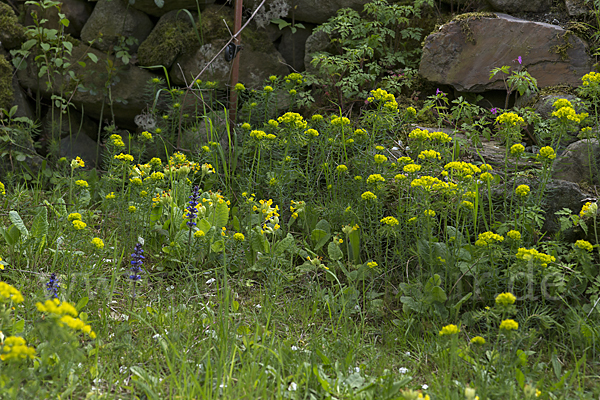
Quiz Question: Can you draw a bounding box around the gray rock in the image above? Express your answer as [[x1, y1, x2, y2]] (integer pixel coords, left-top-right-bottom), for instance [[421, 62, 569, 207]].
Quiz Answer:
[[0, 3, 26, 50], [530, 94, 582, 120], [10, 75, 34, 120], [169, 6, 289, 87], [486, 0, 551, 13], [277, 24, 314, 72], [17, 44, 157, 128], [565, 0, 589, 16], [137, 10, 200, 69], [23, 0, 93, 38], [81, 0, 153, 53], [419, 13, 592, 92], [246, 0, 372, 25], [542, 179, 589, 235], [41, 107, 99, 142], [130, 0, 215, 17], [303, 30, 332, 74], [552, 139, 600, 186], [60, 131, 100, 168]]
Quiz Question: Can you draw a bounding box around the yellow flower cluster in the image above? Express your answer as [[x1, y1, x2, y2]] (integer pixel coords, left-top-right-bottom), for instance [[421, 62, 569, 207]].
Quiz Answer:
[[470, 336, 486, 345], [367, 88, 399, 111], [424, 209, 436, 217], [516, 247, 556, 267], [91, 237, 104, 249], [37, 299, 96, 338], [374, 154, 387, 164], [306, 128, 319, 137], [0, 181, 4, 196], [403, 163, 422, 174], [495, 292, 516, 306], [444, 161, 481, 178], [361, 191, 377, 201], [0, 336, 36, 361], [380, 216, 399, 226], [75, 180, 88, 188], [114, 153, 134, 162], [515, 184, 530, 197], [0, 282, 24, 303], [537, 146, 556, 160], [367, 261, 378, 268], [250, 130, 267, 140], [336, 164, 348, 173], [68, 212, 82, 221], [582, 71, 600, 86], [395, 174, 406, 181], [408, 128, 452, 143], [418, 150, 441, 160], [72, 220, 86, 230], [278, 112, 308, 129], [330, 115, 351, 126], [106, 192, 116, 199], [507, 230, 521, 240], [367, 174, 385, 184], [439, 324, 460, 336], [575, 240, 593, 252], [109, 134, 125, 148], [510, 143, 525, 156], [233, 233, 245, 241], [71, 156, 85, 169], [140, 131, 153, 142], [580, 201, 598, 218], [500, 319, 519, 331], [475, 231, 504, 247], [496, 112, 525, 126], [411, 175, 446, 191], [552, 106, 588, 123]]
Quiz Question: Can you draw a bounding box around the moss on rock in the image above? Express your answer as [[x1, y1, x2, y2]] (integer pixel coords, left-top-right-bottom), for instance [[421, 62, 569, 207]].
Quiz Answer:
[[0, 54, 14, 112], [0, 2, 26, 50], [137, 11, 201, 68], [451, 12, 497, 44]]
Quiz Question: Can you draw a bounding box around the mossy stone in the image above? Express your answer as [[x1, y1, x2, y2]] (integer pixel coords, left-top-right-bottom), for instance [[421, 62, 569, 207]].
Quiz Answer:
[[137, 10, 201, 68], [0, 2, 26, 50], [0, 54, 14, 112]]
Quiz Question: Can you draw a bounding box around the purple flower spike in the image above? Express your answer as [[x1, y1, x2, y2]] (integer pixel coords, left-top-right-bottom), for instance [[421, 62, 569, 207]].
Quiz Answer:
[[517, 56, 522, 65], [129, 243, 145, 282]]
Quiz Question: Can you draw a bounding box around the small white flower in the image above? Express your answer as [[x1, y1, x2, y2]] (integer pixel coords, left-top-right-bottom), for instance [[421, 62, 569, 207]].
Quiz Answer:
[[405, 351, 411, 356], [291, 345, 299, 351], [206, 278, 216, 285], [255, 304, 262, 309], [422, 384, 429, 390], [399, 367, 409, 374], [288, 382, 297, 391], [119, 366, 127, 374]]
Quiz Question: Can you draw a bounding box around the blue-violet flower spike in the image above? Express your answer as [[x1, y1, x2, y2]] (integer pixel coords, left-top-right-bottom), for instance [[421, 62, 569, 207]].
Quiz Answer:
[[186, 185, 201, 227], [130, 243, 145, 281]]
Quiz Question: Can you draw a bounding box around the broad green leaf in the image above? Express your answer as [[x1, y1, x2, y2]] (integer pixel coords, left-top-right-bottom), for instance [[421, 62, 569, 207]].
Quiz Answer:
[[430, 286, 447, 302], [349, 228, 360, 264], [327, 241, 343, 261], [212, 200, 229, 231], [56, 197, 67, 216], [273, 233, 295, 256], [211, 240, 224, 253], [311, 229, 330, 251], [87, 52, 98, 63], [31, 206, 48, 239], [76, 296, 89, 311], [9, 211, 28, 240], [150, 205, 162, 222]]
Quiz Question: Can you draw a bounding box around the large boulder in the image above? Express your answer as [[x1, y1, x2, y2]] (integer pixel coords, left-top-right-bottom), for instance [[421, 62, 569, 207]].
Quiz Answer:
[[81, 0, 153, 53], [17, 44, 156, 128], [169, 6, 288, 87], [552, 139, 600, 186], [137, 10, 201, 69], [246, 0, 372, 25], [419, 13, 592, 93], [486, 0, 551, 13], [130, 0, 215, 17]]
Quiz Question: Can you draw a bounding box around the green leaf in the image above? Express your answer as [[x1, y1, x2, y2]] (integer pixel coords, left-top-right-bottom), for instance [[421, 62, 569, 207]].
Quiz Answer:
[[31, 206, 48, 239], [87, 52, 98, 63], [9, 211, 29, 240], [212, 200, 229, 232], [211, 240, 224, 253], [56, 197, 67, 216], [12, 319, 25, 334], [63, 41, 73, 52], [150, 205, 162, 222], [430, 286, 447, 302], [2, 225, 21, 246], [198, 218, 211, 236], [16, 154, 26, 162], [76, 297, 89, 311], [349, 228, 360, 264], [327, 241, 343, 261], [311, 229, 329, 251], [273, 233, 295, 257], [76, 189, 91, 209], [515, 367, 525, 389], [251, 229, 269, 254]]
